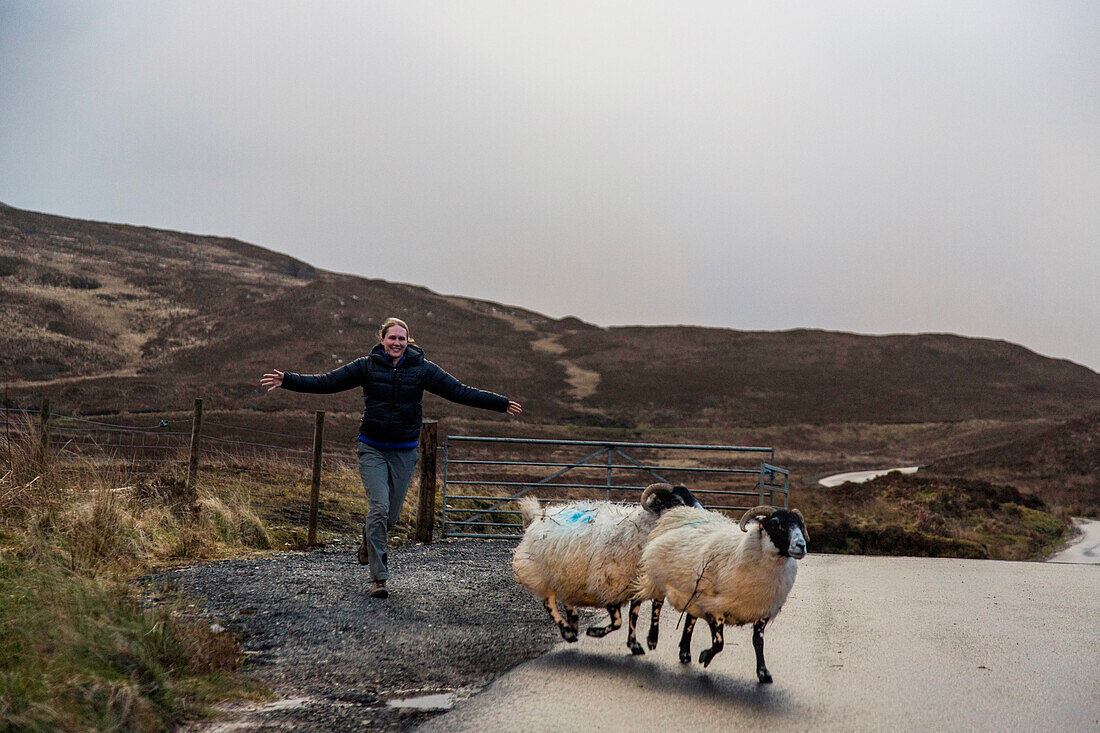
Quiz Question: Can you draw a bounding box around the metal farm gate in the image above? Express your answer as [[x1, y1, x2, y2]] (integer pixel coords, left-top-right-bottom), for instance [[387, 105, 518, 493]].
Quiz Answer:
[[440, 436, 789, 539]]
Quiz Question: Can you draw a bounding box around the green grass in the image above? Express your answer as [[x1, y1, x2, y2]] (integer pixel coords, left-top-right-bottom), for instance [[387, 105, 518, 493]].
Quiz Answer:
[[0, 555, 261, 732]]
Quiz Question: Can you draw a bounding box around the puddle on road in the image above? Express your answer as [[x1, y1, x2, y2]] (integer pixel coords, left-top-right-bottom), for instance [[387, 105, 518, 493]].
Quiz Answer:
[[385, 692, 454, 711], [258, 697, 312, 712]]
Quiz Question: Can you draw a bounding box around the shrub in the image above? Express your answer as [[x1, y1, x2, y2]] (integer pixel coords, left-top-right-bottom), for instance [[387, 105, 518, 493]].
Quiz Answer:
[[35, 269, 101, 289], [0, 255, 22, 277]]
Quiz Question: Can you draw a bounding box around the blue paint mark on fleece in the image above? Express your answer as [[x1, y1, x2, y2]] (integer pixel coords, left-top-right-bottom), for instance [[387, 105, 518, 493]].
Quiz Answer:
[[565, 509, 595, 525]]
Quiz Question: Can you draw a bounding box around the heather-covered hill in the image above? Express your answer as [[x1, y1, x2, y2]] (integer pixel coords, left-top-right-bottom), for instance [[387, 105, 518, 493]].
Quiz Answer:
[[3, 202, 1099, 431], [0, 202, 590, 420], [563, 326, 1100, 426], [800, 471, 1070, 560], [929, 411, 1100, 515]]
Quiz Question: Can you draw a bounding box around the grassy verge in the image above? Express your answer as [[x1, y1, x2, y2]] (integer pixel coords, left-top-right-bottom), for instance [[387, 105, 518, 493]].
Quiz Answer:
[[0, 434, 309, 730], [0, 555, 262, 731]]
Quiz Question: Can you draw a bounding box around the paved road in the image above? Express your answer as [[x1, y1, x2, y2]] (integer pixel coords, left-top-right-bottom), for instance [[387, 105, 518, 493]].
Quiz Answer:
[[417, 554, 1099, 732], [1047, 518, 1100, 564], [818, 466, 919, 487]]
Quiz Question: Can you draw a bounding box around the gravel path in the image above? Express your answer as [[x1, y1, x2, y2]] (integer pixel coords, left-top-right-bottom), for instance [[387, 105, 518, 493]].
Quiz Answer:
[[147, 538, 562, 731]]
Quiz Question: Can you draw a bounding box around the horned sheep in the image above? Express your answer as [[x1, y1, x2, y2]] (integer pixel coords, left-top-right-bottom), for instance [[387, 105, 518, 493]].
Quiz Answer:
[[635, 504, 808, 682], [512, 483, 702, 654]]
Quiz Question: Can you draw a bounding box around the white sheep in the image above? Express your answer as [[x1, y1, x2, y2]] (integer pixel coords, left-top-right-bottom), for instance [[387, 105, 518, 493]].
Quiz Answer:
[[635, 504, 808, 682], [512, 483, 703, 654]]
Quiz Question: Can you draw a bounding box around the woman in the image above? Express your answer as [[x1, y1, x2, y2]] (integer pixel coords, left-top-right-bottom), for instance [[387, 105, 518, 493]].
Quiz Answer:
[[261, 317, 522, 598]]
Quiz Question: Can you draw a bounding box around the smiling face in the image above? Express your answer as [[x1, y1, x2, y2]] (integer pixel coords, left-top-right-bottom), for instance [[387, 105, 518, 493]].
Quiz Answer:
[[380, 324, 409, 362]]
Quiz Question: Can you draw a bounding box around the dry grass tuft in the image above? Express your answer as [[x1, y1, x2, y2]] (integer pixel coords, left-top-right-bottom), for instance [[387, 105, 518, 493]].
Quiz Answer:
[[0, 424, 290, 730]]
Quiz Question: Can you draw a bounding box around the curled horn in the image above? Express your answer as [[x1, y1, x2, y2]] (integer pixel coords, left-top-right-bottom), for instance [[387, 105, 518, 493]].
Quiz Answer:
[[640, 483, 673, 513], [739, 505, 776, 532]]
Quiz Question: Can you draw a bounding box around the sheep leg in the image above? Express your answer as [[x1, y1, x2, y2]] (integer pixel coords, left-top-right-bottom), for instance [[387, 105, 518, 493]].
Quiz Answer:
[[586, 603, 622, 638], [647, 598, 663, 650], [624, 600, 644, 655], [542, 595, 577, 643], [698, 614, 725, 668], [564, 606, 580, 640], [678, 614, 697, 664], [753, 618, 772, 683]]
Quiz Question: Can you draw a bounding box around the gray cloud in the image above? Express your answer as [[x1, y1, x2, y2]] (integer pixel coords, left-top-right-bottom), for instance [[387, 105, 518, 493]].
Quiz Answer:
[[2, 1, 1097, 370]]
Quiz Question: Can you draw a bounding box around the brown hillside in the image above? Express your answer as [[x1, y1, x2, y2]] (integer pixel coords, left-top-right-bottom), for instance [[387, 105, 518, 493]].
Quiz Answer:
[[3, 202, 1099, 431], [564, 326, 1100, 426], [928, 411, 1100, 515]]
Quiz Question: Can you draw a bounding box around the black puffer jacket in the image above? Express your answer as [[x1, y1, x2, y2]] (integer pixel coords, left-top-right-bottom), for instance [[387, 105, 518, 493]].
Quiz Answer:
[[281, 344, 509, 444]]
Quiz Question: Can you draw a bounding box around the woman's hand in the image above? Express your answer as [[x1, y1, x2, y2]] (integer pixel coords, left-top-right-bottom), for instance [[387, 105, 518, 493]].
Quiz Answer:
[[506, 400, 523, 416], [261, 370, 285, 391]]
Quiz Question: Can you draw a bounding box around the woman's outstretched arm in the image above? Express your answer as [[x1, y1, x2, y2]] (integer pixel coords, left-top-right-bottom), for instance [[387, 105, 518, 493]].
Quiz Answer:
[[261, 358, 369, 394], [423, 362, 519, 414]]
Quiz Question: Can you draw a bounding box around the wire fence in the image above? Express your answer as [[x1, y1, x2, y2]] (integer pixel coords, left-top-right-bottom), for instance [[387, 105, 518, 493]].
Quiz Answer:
[[0, 402, 367, 539], [3, 400, 791, 544]]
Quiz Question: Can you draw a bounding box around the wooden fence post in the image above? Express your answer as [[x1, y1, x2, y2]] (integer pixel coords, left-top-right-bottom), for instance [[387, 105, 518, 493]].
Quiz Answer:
[[186, 398, 203, 491], [4, 385, 11, 475], [36, 397, 51, 469], [307, 410, 325, 547], [414, 420, 439, 543]]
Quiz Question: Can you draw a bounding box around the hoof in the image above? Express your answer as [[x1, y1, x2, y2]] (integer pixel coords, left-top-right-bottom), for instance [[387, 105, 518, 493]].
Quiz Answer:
[[628, 642, 645, 656], [757, 669, 773, 684]]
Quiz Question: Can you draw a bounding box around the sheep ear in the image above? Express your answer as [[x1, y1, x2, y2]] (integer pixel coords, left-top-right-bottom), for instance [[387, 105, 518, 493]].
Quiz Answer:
[[672, 484, 704, 510]]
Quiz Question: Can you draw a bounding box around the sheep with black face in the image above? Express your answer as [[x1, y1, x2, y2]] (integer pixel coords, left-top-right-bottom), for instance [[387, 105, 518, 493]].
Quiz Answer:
[[635, 504, 808, 682], [512, 483, 702, 654]]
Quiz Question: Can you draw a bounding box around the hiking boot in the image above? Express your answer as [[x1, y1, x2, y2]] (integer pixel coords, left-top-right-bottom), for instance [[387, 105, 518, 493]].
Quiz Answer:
[[357, 540, 368, 565], [369, 580, 388, 599]]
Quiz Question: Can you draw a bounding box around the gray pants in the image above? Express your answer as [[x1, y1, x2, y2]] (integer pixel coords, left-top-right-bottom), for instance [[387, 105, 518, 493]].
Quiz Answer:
[[357, 443, 419, 581]]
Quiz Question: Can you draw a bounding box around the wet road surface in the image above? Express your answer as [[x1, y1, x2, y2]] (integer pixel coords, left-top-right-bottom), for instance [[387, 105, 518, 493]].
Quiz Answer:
[[418, 554, 1099, 733], [818, 466, 919, 487], [1047, 518, 1100, 564]]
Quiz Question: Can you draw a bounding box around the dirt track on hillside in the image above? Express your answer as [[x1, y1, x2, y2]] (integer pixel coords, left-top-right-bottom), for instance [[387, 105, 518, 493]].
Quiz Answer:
[[147, 539, 561, 732]]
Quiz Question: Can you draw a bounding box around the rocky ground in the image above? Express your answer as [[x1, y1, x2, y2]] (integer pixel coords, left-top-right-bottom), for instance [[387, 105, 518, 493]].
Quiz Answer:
[[146, 539, 565, 731]]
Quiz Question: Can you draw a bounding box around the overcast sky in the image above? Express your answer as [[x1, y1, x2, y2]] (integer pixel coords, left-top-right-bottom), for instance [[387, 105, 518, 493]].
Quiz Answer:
[[2, 2, 1098, 371]]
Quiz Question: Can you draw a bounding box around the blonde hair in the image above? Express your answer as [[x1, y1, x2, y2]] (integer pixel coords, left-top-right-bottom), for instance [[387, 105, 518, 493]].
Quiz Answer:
[[377, 317, 414, 343]]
